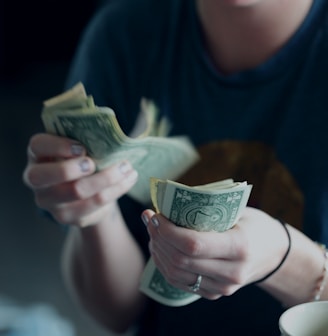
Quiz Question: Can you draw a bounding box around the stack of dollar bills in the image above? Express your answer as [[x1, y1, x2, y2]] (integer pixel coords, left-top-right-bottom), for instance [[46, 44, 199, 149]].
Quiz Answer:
[[41, 83, 252, 306], [41, 83, 200, 205], [140, 178, 252, 306]]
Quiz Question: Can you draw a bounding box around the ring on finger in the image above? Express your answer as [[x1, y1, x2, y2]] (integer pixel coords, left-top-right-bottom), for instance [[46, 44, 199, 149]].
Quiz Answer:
[[188, 274, 202, 292]]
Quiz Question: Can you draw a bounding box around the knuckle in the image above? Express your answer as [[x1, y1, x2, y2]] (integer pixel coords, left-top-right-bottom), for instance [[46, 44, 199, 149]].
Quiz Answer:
[[71, 180, 90, 200], [58, 161, 78, 180], [204, 293, 221, 301], [219, 287, 233, 296], [24, 168, 42, 187], [219, 284, 239, 297], [102, 169, 121, 185], [171, 253, 190, 269], [93, 191, 110, 206], [184, 237, 204, 257], [236, 244, 248, 260], [227, 268, 247, 286]]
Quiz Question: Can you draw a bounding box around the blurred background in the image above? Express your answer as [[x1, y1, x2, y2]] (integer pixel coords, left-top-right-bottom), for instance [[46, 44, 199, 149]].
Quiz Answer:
[[0, 1, 127, 335]]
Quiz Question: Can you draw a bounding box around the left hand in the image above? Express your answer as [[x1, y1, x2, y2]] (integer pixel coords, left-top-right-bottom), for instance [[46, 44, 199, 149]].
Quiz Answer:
[[142, 207, 289, 300]]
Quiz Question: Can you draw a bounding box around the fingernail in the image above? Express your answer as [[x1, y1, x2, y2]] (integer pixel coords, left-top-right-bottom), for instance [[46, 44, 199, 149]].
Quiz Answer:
[[118, 161, 131, 174], [141, 213, 149, 226], [151, 216, 160, 228], [79, 159, 90, 172], [71, 144, 84, 156]]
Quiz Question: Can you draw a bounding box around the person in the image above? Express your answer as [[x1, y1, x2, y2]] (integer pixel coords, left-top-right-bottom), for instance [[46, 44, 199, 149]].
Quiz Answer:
[[23, 0, 328, 335]]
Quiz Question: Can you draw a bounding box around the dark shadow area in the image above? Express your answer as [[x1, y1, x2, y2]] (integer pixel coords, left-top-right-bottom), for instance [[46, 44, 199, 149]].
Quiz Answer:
[[0, 1, 124, 335], [1, 0, 97, 78]]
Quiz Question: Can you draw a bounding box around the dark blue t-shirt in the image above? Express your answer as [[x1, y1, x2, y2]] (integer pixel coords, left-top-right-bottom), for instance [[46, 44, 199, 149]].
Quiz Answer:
[[65, 0, 328, 334]]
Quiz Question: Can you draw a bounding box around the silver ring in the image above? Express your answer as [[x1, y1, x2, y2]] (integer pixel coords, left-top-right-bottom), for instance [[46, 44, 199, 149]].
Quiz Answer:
[[188, 274, 202, 292]]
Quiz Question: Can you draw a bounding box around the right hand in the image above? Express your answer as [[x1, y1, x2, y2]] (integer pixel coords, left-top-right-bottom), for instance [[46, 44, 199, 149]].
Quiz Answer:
[[23, 133, 138, 227]]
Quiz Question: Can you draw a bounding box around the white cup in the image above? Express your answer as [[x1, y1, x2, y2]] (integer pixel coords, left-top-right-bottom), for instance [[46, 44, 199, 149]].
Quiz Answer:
[[279, 301, 328, 336]]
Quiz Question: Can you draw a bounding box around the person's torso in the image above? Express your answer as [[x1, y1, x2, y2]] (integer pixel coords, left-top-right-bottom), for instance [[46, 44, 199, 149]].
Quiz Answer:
[[65, 0, 328, 334]]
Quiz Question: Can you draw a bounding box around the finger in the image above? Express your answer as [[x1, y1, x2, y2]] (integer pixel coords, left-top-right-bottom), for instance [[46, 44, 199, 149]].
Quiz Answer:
[[151, 250, 223, 299], [157, 255, 236, 299], [148, 213, 243, 260], [24, 156, 95, 189], [35, 161, 137, 205], [150, 225, 245, 286], [28, 133, 86, 162], [150, 242, 197, 290], [180, 256, 247, 293]]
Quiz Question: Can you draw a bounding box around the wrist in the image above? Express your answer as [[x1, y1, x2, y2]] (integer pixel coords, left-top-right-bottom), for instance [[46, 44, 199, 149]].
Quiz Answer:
[[255, 226, 328, 307], [311, 243, 328, 301], [251, 219, 291, 285]]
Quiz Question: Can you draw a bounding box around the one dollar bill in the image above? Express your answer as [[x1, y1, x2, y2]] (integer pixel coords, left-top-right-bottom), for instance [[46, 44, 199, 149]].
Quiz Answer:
[[140, 178, 252, 306]]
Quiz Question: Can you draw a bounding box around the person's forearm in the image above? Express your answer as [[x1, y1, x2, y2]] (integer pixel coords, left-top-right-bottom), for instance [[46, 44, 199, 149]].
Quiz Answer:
[[259, 224, 328, 307], [61, 202, 147, 333]]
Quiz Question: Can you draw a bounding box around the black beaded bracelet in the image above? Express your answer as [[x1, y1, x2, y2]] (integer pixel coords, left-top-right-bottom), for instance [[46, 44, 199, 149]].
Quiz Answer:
[[252, 219, 291, 285]]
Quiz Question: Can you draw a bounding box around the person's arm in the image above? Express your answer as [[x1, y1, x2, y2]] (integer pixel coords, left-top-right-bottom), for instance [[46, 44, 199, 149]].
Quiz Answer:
[[23, 133, 148, 334], [62, 202, 147, 333], [258, 224, 328, 307]]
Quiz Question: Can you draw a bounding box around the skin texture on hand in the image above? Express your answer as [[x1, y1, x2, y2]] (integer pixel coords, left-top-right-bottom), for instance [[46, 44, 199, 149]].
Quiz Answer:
[[142, 207, 288, 300], [23, 133, 138, 228], [142, 205, 328, 307]]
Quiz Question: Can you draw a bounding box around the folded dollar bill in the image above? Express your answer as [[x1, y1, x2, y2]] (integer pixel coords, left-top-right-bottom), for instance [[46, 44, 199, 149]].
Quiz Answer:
[[41, 83, 199, 205], [140, 178, 252, 306]]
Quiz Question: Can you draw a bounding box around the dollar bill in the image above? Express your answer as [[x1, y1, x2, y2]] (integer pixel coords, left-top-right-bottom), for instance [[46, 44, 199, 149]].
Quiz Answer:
[[41, 83, 199, 204], [139, 178, 252, 306]]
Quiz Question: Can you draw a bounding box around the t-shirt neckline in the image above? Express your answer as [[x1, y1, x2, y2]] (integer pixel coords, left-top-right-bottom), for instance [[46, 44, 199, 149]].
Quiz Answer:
[[190, 0, 327, 86]]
